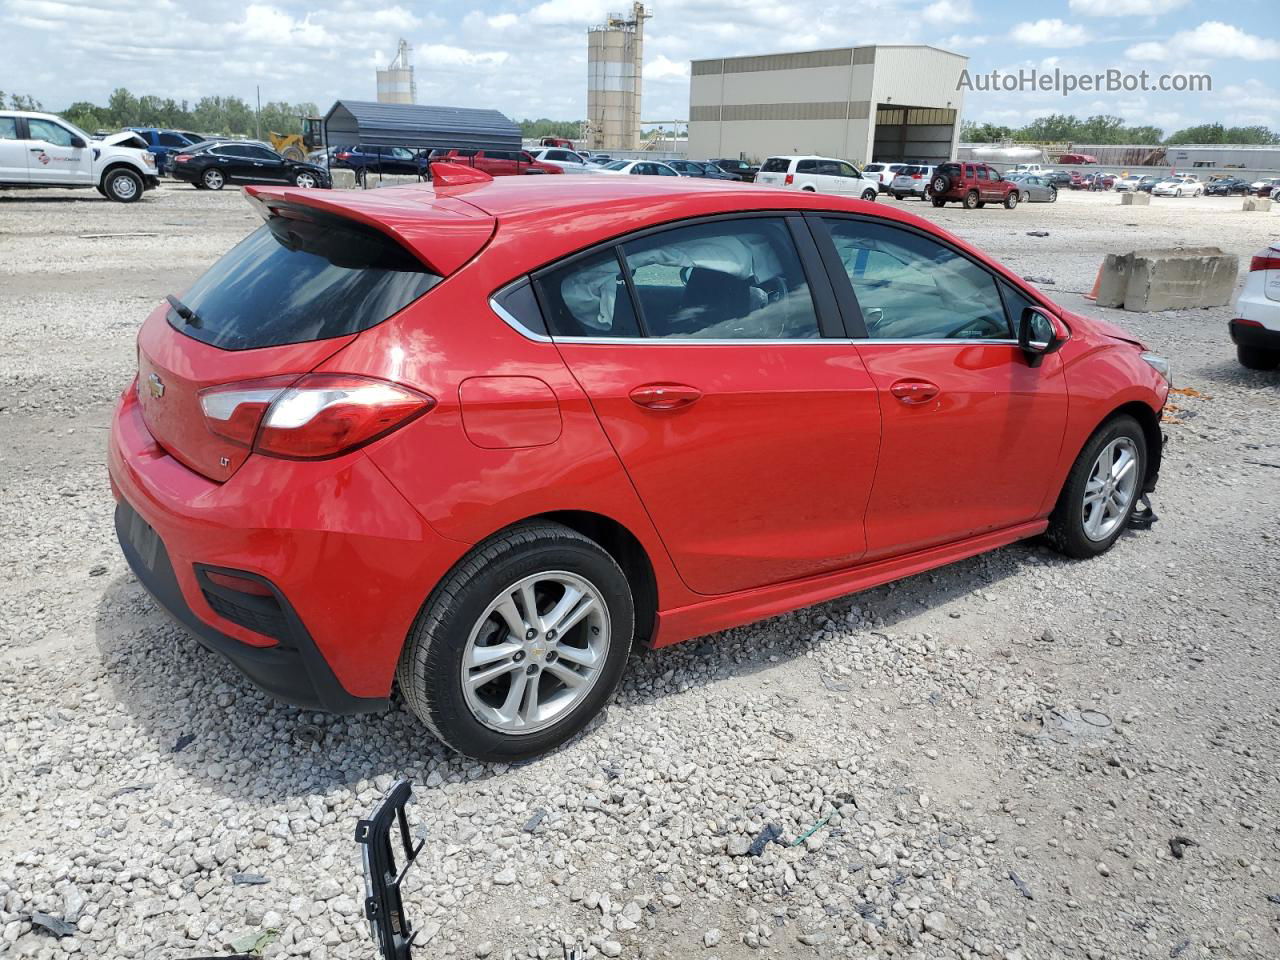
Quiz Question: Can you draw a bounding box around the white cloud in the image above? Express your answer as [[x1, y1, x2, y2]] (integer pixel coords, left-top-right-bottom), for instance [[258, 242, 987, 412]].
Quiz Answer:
[[421, 44, 510, 68], [923, 0, 973, 24], [487, 12, 518, 29], [645, 55, 688, 80], [1125, 21, 1280, 61], [1010, 19, 1090, 47], [1069, 0, 1186, 15], [528, 0, 613, 26], [940, 34, 988, 49]]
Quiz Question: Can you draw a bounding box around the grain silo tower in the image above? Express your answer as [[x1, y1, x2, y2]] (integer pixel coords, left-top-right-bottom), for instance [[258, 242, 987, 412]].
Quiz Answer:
[[586, 3, 649, 151], [377, 39, 416, 105]]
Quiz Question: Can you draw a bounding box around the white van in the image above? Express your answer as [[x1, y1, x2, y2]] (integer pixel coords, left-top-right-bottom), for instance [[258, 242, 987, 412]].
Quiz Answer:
[[754, 155, 880, 200]]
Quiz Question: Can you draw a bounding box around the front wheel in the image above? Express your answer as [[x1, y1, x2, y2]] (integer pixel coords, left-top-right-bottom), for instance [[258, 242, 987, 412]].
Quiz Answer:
[[103, 169, 143, 203], [293, 171, 318, 188], [861, 188, 877, 202], [1005, 191, 1019, 209], [397, 522, 634, 761], [1238, 344, 1280, 370], [1047, 416, 1147, 559]]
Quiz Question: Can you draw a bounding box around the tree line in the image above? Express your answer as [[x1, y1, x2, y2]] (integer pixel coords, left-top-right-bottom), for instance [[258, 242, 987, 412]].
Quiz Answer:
[[962, 113, 1280, 146]]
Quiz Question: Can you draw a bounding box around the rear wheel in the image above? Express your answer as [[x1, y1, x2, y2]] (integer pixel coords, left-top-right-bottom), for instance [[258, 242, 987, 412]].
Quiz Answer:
[[893, 193, 904, 200], [931, 174, 951, 194], [397, 521, 634, 761], [1049, 188, 1058, 202], [1237, 344, 1280, 370], [1047, 416, 1146, 558], [103, 169, 143, 203], [861, 188, 877, 201], [201, 168, 225, 191], [964, 190, 980, 209], [801, 185, 816, 192], [932, 198, 946, 207], [1005, 191, 1020, 209]]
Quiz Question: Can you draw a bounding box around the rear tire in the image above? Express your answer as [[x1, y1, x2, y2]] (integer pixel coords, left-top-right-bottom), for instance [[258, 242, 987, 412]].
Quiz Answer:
[[861, 188, 877, 201], [1046, 415, 1147, 559], [964, 190, 979, 209], [893, 193, 904, 200], [103, 169, 143, 203], [1049, 188, 1058, 202], [396, 521, 634, 762], [932, 198, 946, 207], [931, 174, 951, 194], [201, 168, 225, 191], [1237, 344, 1280, 370]]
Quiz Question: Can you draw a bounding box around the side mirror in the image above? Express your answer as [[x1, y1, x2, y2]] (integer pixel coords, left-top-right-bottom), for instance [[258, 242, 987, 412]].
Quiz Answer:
[[70, 136, 87, 149], [1018, 307, 1064, 367]]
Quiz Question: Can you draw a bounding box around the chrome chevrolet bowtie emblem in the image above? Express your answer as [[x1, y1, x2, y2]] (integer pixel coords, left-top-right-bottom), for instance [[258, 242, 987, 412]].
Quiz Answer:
[[147, 373, 165, 399]]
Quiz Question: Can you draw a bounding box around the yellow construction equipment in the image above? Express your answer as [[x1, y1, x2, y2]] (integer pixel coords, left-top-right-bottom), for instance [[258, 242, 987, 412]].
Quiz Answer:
[[268, 118, 325, 161]]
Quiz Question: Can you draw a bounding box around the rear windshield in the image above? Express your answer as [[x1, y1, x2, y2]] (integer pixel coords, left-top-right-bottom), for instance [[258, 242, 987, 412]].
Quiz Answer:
[[864, 164, 884, 172], [171, 213, 440, 350], [902, 166, 929, 175], [760, 158, 790, 173]]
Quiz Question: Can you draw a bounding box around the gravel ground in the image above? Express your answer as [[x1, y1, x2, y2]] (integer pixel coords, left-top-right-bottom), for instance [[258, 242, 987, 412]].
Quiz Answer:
[[0, 184, 1277, 960]]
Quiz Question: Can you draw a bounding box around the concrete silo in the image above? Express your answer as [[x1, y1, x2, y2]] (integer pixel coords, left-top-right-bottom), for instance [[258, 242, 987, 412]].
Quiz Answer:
[[377, 39, 416, 105], [586, 3, 649, 151]]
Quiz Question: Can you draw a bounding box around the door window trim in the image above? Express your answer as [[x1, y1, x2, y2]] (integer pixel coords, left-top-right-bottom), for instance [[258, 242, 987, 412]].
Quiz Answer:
[[805, 212, 1060, 343], [520, 210, 847, 343]]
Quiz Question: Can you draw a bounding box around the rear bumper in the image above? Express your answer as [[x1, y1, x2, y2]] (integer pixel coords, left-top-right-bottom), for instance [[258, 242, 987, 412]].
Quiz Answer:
[[1230, 318, 1280, 349], [107, 385, 469, 710]]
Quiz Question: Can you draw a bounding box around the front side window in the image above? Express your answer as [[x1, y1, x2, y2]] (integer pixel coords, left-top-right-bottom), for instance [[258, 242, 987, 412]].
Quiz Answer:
[[602, 160, 629, 171], [824, 219, 1011, 341], [837, 162, 860, 178], [0, 117, 18, 140], [621, 218, 820, 340], [655, 164, 677, 176], [28, 119, 74, 147]]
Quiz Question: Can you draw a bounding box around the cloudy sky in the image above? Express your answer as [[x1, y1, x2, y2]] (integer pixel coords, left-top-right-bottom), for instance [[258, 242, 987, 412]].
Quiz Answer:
[[4, 0, 1276, 135]]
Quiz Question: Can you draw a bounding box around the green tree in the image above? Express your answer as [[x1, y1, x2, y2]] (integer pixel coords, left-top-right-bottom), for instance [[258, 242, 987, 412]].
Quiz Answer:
[[961, 120, 1014, 141]]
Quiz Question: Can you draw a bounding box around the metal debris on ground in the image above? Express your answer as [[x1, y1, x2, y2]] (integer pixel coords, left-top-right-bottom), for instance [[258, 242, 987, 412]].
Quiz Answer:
[[792, 813, 834, 846], [1265, 893, 1280, 905], [108, 783, 154, 799], [173, 733, 196, 752], [1017, 707, 1113, 745], [293, 724, 324, 744], [1009, 870, 1034, 900], [749, 823, 784, 856], [1026, 231, 1050, 237], [28, 913, 75, 937], [772, 728, 796, 743], [523, 809, 548, 833], [1022, 275, 1057, 284], [231, 873, 270, 885], [1170, 938, 1191, 958], [1168, 836, 1197, 859]]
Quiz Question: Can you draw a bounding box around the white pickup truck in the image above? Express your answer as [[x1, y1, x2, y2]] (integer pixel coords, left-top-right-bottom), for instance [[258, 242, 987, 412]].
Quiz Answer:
[[0, 110, 160, 202]]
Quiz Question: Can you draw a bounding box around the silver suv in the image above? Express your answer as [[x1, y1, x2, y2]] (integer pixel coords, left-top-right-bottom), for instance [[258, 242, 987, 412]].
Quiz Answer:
[[890, 164, 936, 200]]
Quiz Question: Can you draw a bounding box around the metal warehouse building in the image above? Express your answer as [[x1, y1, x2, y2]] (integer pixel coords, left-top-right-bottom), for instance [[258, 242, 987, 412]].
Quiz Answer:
[[688, 45, 967, 166]]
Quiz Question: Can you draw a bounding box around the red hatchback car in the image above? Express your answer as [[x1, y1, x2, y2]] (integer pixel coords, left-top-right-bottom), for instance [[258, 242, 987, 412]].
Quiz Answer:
[[108, 166, 1170, 760]]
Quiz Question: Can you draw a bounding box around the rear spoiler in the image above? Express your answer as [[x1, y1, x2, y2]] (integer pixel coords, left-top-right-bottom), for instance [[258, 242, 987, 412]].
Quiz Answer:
[[243, 186, 495, 276]]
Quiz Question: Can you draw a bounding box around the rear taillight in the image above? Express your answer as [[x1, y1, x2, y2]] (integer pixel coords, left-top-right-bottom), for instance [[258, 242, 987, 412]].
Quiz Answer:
[[1250, 253, 1280, 272], [198, 374, 434, 460], [911, 173, 921, 179], [336, 151, 352, 160], [174, 154, 191, 163], [784, 174, 794, 185]]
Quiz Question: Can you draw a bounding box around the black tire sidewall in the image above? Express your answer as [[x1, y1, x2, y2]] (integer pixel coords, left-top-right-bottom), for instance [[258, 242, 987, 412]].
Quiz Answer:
[[965, 191, 979, 209], [105, 170, 142, 203], [404, 531, 634, 761], [1050, 415, 1147, 558], [202, 169, 225, 190]]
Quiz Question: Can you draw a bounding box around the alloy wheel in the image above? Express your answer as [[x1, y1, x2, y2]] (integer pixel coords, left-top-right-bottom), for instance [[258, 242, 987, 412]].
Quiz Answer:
[[295, 173, 317, 188], [460, 571, 610, 734], [204, 169, 224, 189], [1081, 437, 1139, 541]]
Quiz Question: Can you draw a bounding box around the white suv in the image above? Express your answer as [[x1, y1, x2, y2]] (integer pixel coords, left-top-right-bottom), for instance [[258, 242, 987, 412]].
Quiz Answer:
[[531, 148, 593, 174], [1231, 244, 1280, 370], [0, 111, 158, 202], [754, 155, 880, 200], [863, 162, 905, 193]]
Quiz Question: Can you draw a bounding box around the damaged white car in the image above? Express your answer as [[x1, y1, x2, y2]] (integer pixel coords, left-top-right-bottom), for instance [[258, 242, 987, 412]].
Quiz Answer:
[[0, 111, 159, 202]]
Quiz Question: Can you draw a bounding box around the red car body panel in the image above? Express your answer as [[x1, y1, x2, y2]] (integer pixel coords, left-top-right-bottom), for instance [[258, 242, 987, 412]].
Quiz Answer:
[[107, 175, 1168, 712]]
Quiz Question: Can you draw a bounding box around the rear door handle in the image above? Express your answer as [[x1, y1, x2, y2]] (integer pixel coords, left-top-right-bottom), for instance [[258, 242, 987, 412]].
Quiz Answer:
[[629, 383, 702, 411], [890, 379, 940, 404]]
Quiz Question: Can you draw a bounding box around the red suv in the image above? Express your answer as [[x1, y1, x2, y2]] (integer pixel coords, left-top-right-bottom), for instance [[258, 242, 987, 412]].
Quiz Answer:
[[109, 165, 1170, 760], [930, 162, 1020, 209], [429, 149, 562, 177]]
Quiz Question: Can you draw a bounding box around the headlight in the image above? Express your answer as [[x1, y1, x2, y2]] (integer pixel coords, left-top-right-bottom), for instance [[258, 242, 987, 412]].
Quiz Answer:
[[1141, 352, 1171, 385]]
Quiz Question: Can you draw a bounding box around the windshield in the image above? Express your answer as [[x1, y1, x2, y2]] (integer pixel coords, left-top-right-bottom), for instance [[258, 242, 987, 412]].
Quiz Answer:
[[171, 213, 441, 350], [602, 160, 630, 171]]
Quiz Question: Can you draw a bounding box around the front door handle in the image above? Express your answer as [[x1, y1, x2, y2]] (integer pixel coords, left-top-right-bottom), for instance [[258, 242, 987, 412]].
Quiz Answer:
[[890, 379, 940, 404], [629, 383, 702, 411]]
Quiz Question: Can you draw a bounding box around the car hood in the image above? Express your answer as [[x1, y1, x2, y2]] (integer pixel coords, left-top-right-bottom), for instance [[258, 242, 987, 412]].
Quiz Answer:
[[96, 130, 149, 149], [1063, 308, 1148, 350]]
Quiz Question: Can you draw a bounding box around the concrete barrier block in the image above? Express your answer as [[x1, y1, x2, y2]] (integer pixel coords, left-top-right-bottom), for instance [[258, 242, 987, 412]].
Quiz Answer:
[[1242, 197, 1272, 212], [1120, 192, 1150, 206], [1123, 247, 1239, 312], [330, 169, 358, 190], [370, 174, 425, 189], [1095, 253, 1131, 308]]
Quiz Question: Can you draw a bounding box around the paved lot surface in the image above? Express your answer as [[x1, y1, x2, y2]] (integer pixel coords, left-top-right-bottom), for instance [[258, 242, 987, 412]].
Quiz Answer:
[[0, 184, 1277, 960]]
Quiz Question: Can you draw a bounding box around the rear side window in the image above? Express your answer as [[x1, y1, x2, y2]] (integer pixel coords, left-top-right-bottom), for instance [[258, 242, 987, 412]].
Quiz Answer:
[[172, 213, 441, 350], [538, 249, 641, 338], [824, 219, 1011, 341], [760, 158, 790, 173], [621, 218, 820, 340]]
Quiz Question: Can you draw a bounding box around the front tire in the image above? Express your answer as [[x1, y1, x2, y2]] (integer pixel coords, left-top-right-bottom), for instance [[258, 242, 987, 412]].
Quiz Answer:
[[1237, 344, 1280, 370], [201, 168, 225, 191], [293, 171, 318, 188], [103, 169, 143, 203], [397, 522, 634, 761], [1047, 415, 1147, 559], [1005, 192, 1019, 209]]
